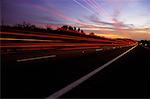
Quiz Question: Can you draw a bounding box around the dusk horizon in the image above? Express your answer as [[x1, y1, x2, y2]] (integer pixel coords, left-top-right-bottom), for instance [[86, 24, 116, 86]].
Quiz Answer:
[[2, 0, 150, 40], [1, 0, 150, 98]]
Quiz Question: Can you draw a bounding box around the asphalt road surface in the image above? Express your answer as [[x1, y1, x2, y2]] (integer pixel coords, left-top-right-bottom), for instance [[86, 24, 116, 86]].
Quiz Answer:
[[1, 45, 150, 98], [61, 45, 150, 98]]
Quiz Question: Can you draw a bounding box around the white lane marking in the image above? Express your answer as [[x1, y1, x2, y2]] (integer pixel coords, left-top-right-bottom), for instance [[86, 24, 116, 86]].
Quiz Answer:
[[82, 50, 86, 53], [17, 55, 56, 62], [96, 49, 103, 51], [113, 47, 116, 49], [46, 45, 138, 99]]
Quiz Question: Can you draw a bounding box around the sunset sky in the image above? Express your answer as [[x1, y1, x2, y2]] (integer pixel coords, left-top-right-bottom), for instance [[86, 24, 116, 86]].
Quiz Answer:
[[2, 0, 150, 40]]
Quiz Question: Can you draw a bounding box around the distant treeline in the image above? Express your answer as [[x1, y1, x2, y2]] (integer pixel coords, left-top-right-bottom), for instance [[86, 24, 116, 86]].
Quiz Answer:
[[1, 22, 50, 33], [1, 22, 109, 40]]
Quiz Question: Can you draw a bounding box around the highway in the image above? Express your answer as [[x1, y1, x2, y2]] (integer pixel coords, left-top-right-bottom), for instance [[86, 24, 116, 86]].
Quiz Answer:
[[61, 45, 150, 98], [1, 31, 149, 98], [2, 44, 149, 98]]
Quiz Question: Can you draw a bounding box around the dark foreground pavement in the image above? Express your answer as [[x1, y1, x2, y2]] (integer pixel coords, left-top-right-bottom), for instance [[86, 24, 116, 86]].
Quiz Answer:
[[1, 45, 150, 98], [62, 45, 150, 98]]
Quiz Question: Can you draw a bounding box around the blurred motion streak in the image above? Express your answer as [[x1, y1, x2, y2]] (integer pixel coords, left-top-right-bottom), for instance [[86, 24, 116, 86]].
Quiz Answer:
[[0, 31, 137, 54]]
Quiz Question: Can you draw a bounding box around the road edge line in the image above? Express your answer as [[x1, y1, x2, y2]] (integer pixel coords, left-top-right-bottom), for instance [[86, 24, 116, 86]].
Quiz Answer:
[[46, 45, 138, 99]]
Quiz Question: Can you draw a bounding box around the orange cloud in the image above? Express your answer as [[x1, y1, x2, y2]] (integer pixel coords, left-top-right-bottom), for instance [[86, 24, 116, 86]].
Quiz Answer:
[[96, 33, 124, 38], [84, 27, 150, 40]]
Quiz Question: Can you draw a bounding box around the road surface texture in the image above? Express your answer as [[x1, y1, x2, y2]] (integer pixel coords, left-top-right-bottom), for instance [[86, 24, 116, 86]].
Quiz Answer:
[[62, 45, 150, 98], [1, 45, 149, 98]]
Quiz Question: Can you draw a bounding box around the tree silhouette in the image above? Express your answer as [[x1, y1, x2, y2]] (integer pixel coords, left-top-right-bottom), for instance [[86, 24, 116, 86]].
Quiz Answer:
[[62, 25, 68, 30], [77, 28, 80, 32], [47, 27, 52, 32], [68, 26, 73, 31], [73, 27, 76, 31], [89, 32, 95, 36], [81, 30, 84, 33]]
